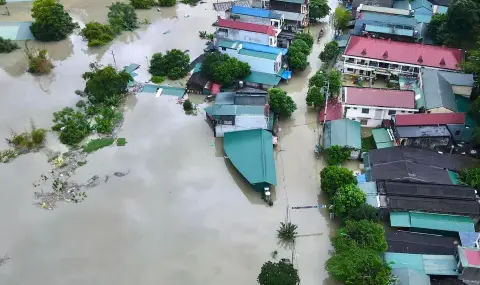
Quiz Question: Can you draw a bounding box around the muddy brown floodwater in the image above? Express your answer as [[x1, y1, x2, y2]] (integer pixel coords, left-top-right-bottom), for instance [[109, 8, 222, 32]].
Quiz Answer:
[[0, 0, 338, 284]]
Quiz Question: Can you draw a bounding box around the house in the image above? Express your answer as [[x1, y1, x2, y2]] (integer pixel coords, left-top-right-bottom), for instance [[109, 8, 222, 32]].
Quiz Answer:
[[342, 87, 417, 127], [215, 89, 268, 106], [390, 211, 476, 233], [386, 231, 460, 255], [392, 124, 454, 150], [353, 12, 420, 42], [217, 39, 284, 75], [457, 246, 480, 284], [226, 6, 284, 30], [385, 252, 459, 276], [186, 71, 211, 94], [351, 0, 394, 17], [269, 0, 309, 30], [323, 119, 362, 159], [213, 18, 279, 47], [342, 36, 464, 79], [243, 71, 289, 89]]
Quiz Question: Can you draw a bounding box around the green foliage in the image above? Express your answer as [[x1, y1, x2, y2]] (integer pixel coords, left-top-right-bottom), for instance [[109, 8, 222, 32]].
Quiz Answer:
[[427, 13, 449, 45], [332, 7, 351, 31], [94, 107, 123, 134], [117, 137, 127, 146], [199, 31, 208, 39], [446, 0, 479, 47], [83, 138, 115, 153], [268, 88, 297, 119], [52, 107, 92, 146], [7, 123, 47, 150], [287, 49, 308, 71], [327, 247, 393, 285], [460, 168, 480, 189], [30, 0, 78, 42], [80, 22, 115, 47], [25, 43, 54, 74], [211, 57, 251, 85], [82, 63, 132, 107], [108, 2, 138, 33], [306, 86, 324, 108], [151, 75, 165, 83], [294, 32, 314, 49], [0, 0, 5, 5], [361, 135, 376, 152], [290, 39, 310, 55], [320, 165, 356, 199], [309, 0, 330, 20], [0, 37, 19, 53], [183, 99, 193, 111], [201, 51, 229, 78], [277, 222, 298, 243], [333, 184, 366, 218], [0, 149, 18, 163], [181, 0, 197, 5], [469, 97, 480, 124], [258, 261, 300, 285], [158, 0, 176, 6], [345, 203, 379, 222], [149, 49, 190, 80], [130, 0, 155, 9], [319, 41, 340, 64], [76, 100, 86, 108], [327, 145, 351, 165], [335, 220, 387, 252], [308, 69, 342, 97]]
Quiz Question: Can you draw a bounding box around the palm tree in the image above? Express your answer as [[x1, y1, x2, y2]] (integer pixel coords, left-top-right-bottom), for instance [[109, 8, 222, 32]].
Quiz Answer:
[[277, 222, 298, 243]]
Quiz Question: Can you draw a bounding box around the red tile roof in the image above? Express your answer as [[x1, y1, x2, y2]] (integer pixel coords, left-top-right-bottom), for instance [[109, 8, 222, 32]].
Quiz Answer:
[[319, 98, 343, 122], [344, 87, 416, 109], [344, 36, 463, 70], [215, 19, 276, 36], [394, 113, 466, 126]]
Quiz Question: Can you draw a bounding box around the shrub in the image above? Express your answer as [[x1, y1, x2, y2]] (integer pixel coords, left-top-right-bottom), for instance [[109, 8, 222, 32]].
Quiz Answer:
[[0, 37, 19, 53], [80, 22, 115, 47], [6, 123, 47, 150], [320, 166, 356, 199], [83, 138, 115, 153], [130, 0, 155, 9], [158, 0, 176, 6], [117, 137, 127, 146], [327, 145, 351, 165], [75, 100, 86, 108], [361, 135, 376, 152], [52, 107, 92, 146], [94, 107, 123, 134], [108, 2, 138, 33], [277, 222, 298, 243], [183, 99, 193, 111], [151, 75, 164, 83], [258, 261, 300, 285], [25, 43, 54, 74], [0, 0, 5, 5]]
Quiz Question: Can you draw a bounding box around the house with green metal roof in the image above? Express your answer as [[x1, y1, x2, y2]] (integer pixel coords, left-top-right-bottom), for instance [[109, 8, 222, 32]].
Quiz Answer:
[[391, 268, 431, 285], [372, 128, 394, 149], [224, 129, 276, 190], [385, 252, 459, 276], [390, 211, 476, 233], [323, 119, 362, 159]]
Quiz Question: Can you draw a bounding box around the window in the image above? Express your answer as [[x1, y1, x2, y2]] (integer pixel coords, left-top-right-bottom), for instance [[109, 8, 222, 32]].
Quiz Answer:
[[301, 4, 307, 13], [352, 107, 357, 110], [221, 47, 226, 51], [347, 68, 354, 72], [361, 108, 369, 114], [388, 110, 396, 115], [455, 130, 461, 135], [360, 119, 368, 125]]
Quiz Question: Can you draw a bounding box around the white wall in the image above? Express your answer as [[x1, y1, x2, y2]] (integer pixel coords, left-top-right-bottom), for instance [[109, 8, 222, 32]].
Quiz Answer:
[[215, 115, 268, 137], [220, 28, 275, 46], [452, 85, 473, 97], [221, 48, 281, 74], [344, 105, 416, 127]]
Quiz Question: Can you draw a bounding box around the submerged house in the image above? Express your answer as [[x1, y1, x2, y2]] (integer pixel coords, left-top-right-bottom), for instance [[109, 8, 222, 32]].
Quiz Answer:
[[323, 119, 362, 159], [212, 18, 280, 47]]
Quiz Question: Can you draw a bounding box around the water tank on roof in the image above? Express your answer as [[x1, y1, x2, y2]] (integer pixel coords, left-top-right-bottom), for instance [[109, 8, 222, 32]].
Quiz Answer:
[[239, 81, 244, 88]]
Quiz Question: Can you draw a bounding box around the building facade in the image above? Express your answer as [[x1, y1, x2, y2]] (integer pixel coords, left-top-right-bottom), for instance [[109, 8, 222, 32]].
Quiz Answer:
[[269, 0, 309, 30], [213, 18, 279, 47]]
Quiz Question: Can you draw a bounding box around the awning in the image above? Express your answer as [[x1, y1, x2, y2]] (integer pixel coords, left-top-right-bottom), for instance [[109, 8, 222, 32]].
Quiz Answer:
[[281, 70, 292, 80]]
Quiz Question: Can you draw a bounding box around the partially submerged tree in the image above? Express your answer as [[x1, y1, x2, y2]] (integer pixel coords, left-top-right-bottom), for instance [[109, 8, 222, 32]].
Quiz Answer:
[[158, 0, 176, 6], [293, 32, 314, 49], [258, 261, 300, 285], [277, 222, 298, 243], [211, 57, 251, 86], [7, 121, 47, 150], [290, 39, 311, 56], [149, 49, 190, 80], [320, 165, 356, 199], [130, 0, 155, 9], [108, 2, 138, 33], [287, 49, 308, 71], [319, 41, 340, 64], [333, 184, 366, 218], [0, 37, 19, 53], [268, 88, 297, 119], [309, 0, 330, 21], [201, 51, 230, 78], [183, 99, 193, 111], [306, 86, 324, 108], [327, 145, 351, 165], [52, 107, 92, 146], [332, 7, 351, 32], [25, 43, 54, 74], [334, 220, 387, 252], [309, 69, 342, 97], [80, 22, 115, 47], [93, 107, 123, 134], [30, 0, 78, 42]]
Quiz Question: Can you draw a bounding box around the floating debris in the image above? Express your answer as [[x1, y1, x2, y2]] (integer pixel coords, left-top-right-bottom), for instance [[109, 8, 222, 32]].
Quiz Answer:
[[114, 170, 130, 177], [163, 30, 170, 34], [0, 255, 10, 267]]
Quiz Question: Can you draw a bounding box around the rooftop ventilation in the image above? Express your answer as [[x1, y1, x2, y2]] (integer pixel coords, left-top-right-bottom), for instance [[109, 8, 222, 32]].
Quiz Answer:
[[383, 50, 388, 58], [417, 55, 423, 63], [361, 48, 367, 55], [440, 58, 446, 66]]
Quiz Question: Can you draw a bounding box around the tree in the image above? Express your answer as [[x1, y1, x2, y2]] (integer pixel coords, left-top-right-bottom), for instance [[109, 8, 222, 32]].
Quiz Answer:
[[327, 145, 351, 165], [0, 37, 19, 53], [309, 69, 342, 97], [319, 41, 340, 64], [0, 0, 5, 5], [306, 86, 324, 108], [149, 49, 190, 80], [288, 49, 308, 71], [52, 107, 92, 146], [290, 39, 310, 55], [30, 0, 78, 42], [268, 88, 297, 118], [158, 0, 176, 6], [333, 184, 366, 218], [294, 32, 314, 49], [25, 44, 54, 74], [446, 0, 479, 48], [211, 57, 251, 85], [82, 64, 132, 107], [332, 7, 351, 32], [130, 0, 155, 9], [108, 2, 138, 33], [258, 261, 300, 285], [335, 220, 387, 252], [427, 13, 449, 45], [277, 222, 298, 243], [469, 97, 480, 124], [345, 203, 379, 222], [461, 44, 480, 97], [459, 168, 480, 189], [320, 166, 356, 199], [309, 0, 331, 21], [80, 22, 115, 47], [201, 51, 229, 78], [327, 247, 393, 285], [93, 107, 123, 134], [183, 99, 193, 111]]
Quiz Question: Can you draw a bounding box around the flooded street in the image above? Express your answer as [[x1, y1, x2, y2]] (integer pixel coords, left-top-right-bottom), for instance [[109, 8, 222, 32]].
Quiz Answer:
[[0, 0, 337, 284]]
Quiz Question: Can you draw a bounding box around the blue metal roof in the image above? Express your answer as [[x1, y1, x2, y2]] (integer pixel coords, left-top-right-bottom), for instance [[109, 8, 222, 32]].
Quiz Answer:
[[231, 6, 282, 19], [238, 40, 288, 55]]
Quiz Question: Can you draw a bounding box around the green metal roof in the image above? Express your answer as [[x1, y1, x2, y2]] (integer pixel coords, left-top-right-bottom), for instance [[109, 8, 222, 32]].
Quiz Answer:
[[358, 182, 378, 207], [422, 255, 459, 276], [244, 71, 281, 86], [238, 49, 279, 60], [204, 105, 265, 116], [391, 268, 431, 285], [385, 253, 426, 271], [224, 129, 277, 186], [218, 39, 240, 49], [372, 128, 394, 149], [390, 211, 475, 232], [364, 24, 414, 37], [448, 170, 460, 185], [193, 63, 202, 73], [324, 119, 361, 149], [0, 21, 34, 40]]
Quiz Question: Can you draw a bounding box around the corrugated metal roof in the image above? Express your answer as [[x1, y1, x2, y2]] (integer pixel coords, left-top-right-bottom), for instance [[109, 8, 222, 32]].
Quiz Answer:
[[319, 98, 343, 122], [224, 129, 277, 185], [358, 4, 412, 16], [423, 255, 459, 276], [394, 113, 466, 126], [238, 40, 288, 55], [390, 212, 412, 227], [244, 71, 281, 86], [364, 24, 415, 36], [360, 12, 418, 27], [345, 87, 416, 109], [0, 21, 34, 40], [415, 14, 433, 23], [215, 92, 236, 104], [141, 85, 186, 98], [391, 268, 432, 285], [358, 182, 378, 207], [372, 128, 394, 148], [377, 180, 477, 200], [387, 230, 459, 255], [238, 49, 279, 60], [385, 252, 426, 271], [459, 232, 480, 248], [411, 0, 433, 12], [218, 39, 240, 49], [422, 69, 458, 111], [455, 95, 477, 127], [433, 69, 475, 87], [386, 195, 480, 216], [435, 5, 448, 13], [324, 119, 362, 149], [410, 212, 475, 232], [204, 104, 266, 116], [214, 19, 276, 36], [271, 0, 304, 4], [231, 6, 282, 19], [271, 10, 305, 21], [396, 125, 451, 138]]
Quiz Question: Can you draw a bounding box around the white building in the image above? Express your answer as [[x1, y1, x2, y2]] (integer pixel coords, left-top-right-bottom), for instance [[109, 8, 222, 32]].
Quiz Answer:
[[213, 18, 279, 47], [343, 87, 417, 127], [226, 6, 284, 30]]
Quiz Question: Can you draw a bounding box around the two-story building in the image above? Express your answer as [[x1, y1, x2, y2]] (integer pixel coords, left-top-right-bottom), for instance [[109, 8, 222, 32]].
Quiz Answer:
[[213, 18, 279, 47], [226, 6, 284, 30], [342, 35, 464, 80], [343, 87, 417, 127]]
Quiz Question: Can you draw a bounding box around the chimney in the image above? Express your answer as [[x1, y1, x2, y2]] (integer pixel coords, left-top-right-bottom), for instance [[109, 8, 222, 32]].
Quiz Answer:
[[440, 58, 446, 66], [383, 50, 388, 59], [417, 55, 423, 63], [361, 48, 367, 55]]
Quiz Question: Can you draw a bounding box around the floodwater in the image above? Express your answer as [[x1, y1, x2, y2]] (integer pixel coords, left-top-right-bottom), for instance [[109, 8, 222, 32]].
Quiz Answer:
[[0, 0, 338, 284]]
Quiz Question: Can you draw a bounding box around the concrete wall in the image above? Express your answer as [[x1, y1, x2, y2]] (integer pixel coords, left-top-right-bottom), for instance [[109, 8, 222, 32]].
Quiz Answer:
[[345, 105, 415, 127], [221, 48, 282, 74], [218, 28, 273, 46], [452, 85, 473, 97]]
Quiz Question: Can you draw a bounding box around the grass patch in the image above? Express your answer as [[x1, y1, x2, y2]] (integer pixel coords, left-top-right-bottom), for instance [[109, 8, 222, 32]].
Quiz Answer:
[[117, 137, 127, 146], [83, 138, 115, 153]]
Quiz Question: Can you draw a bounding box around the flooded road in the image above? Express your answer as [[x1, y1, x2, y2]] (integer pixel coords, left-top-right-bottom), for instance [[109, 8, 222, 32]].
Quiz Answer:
[[0, 1, 337, 284]]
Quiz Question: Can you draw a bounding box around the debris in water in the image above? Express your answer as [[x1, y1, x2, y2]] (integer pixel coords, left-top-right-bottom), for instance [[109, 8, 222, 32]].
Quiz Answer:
[[114, 170, 130, 177], [163, 30, 170, 34], [104, 175, 110, 183], [0, 255, 10, 267], [184, 13, 191, 18]]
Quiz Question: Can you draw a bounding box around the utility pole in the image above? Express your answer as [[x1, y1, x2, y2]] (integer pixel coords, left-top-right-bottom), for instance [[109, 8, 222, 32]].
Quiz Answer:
[[322, 79, 330, 125], [111, 50, 117, 69]]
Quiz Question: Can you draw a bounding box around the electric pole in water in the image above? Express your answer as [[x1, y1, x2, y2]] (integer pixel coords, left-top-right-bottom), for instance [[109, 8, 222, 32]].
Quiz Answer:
[[111, 50, 117, 69]]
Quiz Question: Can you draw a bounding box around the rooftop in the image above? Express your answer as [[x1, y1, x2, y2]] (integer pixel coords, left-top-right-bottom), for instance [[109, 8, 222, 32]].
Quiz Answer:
[[204, 104, 266, 116], [386, 252, 459, 276], [458, 247, 480, 268], [391, 268, 431, 285], [357, 4, 412, 16], [377, 180, 477, 200], [213, 19, 276, 36], [218, 39, 288, 55], [358, 12, 418, 27], [231, 5, 283, 19], [319, 98, 343, 122], [344, 36, 463, 70], [238, 48, 279, 60], [0, 21, 34, 41], [372, 128, 394, 148], [384, 195, 480, 216], [395, 125, 451, 138], [244, 71, 282, 86], [358, 182, 379, 207], [344, 87, 416, 109], [271, 10, 305, 21], [394, 113, 466, 126], [410, 0, 433, 13], [386, 230, 459, 255], [352, 0, 394, 8], [390, 211, 476, 232], [271, 0, 304, 4], [422, 69, 458, 111], [323, 119, 362, 149]]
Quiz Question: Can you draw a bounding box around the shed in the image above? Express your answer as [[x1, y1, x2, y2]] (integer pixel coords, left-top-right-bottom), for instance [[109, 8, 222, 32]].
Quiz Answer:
[[244, 71, 282, 89], [372, 128, 394, 148], [390, 212, 475, 232], [224, 129, 277, 190], [187, 72, 211, 94], [323, 119, 361, 150], [385, 252, 459, 276]]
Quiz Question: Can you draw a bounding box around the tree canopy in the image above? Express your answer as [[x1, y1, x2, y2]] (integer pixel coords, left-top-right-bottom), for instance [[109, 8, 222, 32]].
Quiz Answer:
[[80, 22, 115, 47], [327, 145, 351, 165], [200, 51, 251, 85], [30, 0, 78, 42], [332, 7, 351, 32], [309, 0, 331, 21], [130, 0, 155, 9], [306, 86, 324, 108], [290, 39, 311, 56], [82, 64, 132, 107], [460, 168, 480, 189], [309, 69, 342, 97], [333, 184, 366, 218], [52, 107, 92, 146], [287, 39, 310, 71], [446, 0, 479, 47], [320, 166, 356, 199], [108, 2, 138, 33], [268, 88, 297, 118], [257, 261, 300, 285], [149, 49, 190, 80], [158, 0, 176, 6], [427, 14, 449, 45], [294, 32, 314, 49], [319, 41, 340, 64], [345, 203, 379, 222], [334, 220, 387, 252]]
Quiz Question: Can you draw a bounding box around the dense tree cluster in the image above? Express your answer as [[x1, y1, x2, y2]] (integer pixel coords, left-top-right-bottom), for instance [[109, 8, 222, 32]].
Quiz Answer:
[[309, 69, 342, 97], [80, 22, 116, 47], [327, 145, 351, 165], [319, 41, 340, 65], [287, 33, 314, 71], [332, 7, 351, 32], [200, 51, 251, 85], [257, 261, 300, 285], [108, 2, 139, 33], [83, 64, 132, 106], [268, 88, 297, 119], [30, 0, 78, 42], [130, 0, 155, 9], [149, 49, 190, 80]]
